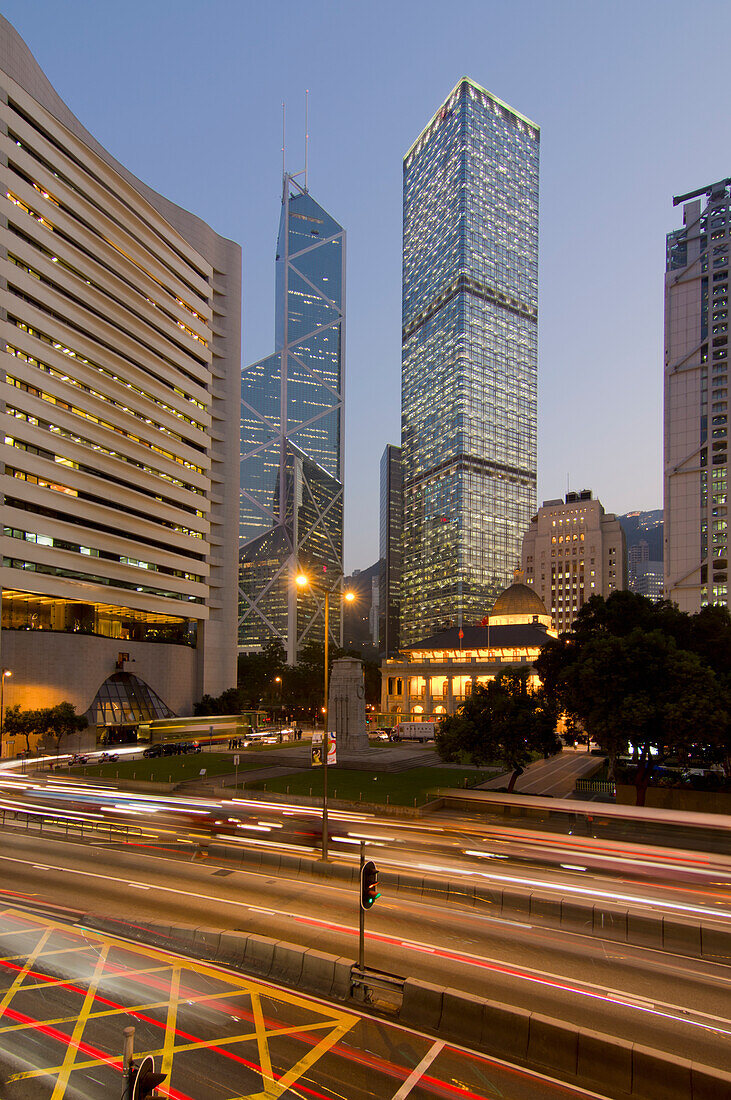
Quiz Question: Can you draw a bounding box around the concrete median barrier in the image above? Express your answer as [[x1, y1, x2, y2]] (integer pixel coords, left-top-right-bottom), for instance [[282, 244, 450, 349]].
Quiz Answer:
[[663, 916, 701, 956], [500, 888, 531, 917], [480, 998, 530, 1063], [194, 928, 221, 957], [447, 879, 476, 906], [592, 903, 627, 942], [400, 977, 443, 1030], [632, 1044, 692, 1100], [472, 884, 504, 913], [243, 933, 277, 977], [439, 988, 485, 1048], [527, 1014, 579, 1076], [332, 956, 355, 1001], [271, 941, 305, 986], [299, 949, 336, 998], [216, 930, 249, 967], [700, 922, 731, 963], [577, 1027, 632, 1095], [626, 908, 664, 950], [559, 898, 594, 933], [691, 1063, 731, 1100], [529, 891, 562, 923]]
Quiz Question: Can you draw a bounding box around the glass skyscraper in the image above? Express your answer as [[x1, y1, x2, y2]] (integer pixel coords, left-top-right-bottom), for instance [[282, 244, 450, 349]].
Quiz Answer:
[[239, 174, 345, 661], [401, 78, 539, 646]]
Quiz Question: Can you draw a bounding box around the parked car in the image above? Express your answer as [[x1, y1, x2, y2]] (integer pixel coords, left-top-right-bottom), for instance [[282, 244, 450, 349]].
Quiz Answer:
[[142, 744, 164, 758]]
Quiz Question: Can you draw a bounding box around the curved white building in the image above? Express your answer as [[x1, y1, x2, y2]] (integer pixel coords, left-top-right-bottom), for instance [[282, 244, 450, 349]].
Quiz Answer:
[[0, 16, 241, 748]]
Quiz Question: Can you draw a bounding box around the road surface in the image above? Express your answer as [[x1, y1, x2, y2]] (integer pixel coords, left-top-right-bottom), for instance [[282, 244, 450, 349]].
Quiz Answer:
[[0, 902, 615, 1100], [0, 831, 729, 1075]]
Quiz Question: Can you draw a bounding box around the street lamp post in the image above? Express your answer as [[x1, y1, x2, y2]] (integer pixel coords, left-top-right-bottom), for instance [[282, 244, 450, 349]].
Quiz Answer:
[[274, 676, 282, 736], [0, 669, 12, 761], [295, 574, 354, 861]]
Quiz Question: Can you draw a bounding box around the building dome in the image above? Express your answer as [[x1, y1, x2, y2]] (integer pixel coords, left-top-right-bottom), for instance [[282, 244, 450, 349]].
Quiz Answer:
[[490, 581, 548, 618], [487, 570, 551, 627]]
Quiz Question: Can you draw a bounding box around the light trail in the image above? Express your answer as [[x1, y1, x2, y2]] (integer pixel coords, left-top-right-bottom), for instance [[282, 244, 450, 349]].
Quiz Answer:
[[0, 852, 728, 1044]]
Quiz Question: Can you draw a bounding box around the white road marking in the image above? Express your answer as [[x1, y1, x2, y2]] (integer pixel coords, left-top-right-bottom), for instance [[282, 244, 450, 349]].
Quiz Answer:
[[390, 1039, 444, 1099]]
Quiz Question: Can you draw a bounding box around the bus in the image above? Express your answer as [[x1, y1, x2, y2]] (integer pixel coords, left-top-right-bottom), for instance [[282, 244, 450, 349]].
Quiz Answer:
[[137, 712, 268, 747]]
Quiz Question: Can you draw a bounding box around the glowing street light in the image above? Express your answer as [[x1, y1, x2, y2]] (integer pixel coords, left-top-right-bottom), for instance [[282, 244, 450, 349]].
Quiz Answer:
[[295, 573, 354, 860]]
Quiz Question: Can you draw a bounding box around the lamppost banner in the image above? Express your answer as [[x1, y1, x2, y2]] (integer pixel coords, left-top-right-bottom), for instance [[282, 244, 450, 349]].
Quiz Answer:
[[311, 732, 336, 766]]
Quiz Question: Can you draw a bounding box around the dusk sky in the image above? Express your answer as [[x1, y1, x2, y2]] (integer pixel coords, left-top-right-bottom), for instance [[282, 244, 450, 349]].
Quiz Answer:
[[4, 1, 731, 571]]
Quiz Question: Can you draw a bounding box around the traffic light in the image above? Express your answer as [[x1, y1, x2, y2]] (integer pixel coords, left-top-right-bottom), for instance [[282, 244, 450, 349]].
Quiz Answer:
[[129, 1055, 166, 1100], [360, 859, 381, 910]]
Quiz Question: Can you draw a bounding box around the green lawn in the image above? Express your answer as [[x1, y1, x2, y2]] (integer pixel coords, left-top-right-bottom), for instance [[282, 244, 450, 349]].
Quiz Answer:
[[244, 766, 500, 806], [71, 753, 261, 783]]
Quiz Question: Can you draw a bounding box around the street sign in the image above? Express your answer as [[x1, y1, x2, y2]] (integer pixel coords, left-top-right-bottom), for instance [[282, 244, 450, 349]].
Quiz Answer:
[[311, 742, 323, 766], [233, 755, 239, 766]]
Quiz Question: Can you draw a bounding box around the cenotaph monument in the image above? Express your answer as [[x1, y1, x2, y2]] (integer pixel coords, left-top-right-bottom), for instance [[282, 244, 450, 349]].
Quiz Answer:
[[328, 657, 369, 755]]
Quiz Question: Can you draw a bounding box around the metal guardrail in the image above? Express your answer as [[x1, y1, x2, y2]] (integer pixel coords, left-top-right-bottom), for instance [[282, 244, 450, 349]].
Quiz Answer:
[[0, 807, 145, 843], [575, 779, 616, 794]]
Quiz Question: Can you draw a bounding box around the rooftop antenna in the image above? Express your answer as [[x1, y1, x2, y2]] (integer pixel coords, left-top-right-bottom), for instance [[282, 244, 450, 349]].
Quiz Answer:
[[282, 101, 286, 186], [305, 89, 309, 192]]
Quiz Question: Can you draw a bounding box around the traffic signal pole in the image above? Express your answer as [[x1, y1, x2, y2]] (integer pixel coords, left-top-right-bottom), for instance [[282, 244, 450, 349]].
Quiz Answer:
[[358, 842, 365, 970], [358, 843, 381, 971]]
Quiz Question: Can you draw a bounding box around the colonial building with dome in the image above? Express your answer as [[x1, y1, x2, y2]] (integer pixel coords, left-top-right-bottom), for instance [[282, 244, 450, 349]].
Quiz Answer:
[[380, 572, 556, 719]]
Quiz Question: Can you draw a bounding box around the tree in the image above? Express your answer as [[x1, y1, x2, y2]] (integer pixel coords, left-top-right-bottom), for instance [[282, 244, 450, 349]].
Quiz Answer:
[[435, 668, 560, 791], [38, 702, 88, 759], [359, 658, 382, 708], [237, 640, 286, 709], [194, 687, 243, 716], [3, 706, 43, 755], [535, 595, 731, 803]]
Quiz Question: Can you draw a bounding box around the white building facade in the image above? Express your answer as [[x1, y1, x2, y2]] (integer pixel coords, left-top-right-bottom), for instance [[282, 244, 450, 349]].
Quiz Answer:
[[0, 16, 240, 747]]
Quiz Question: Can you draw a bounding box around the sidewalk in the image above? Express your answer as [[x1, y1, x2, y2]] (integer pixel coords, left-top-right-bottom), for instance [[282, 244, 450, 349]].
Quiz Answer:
[[475, 748, 605, 798]]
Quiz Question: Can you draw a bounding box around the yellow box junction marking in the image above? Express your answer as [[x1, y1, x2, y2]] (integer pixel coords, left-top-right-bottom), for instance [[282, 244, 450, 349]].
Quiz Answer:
[[0, 907, 358, 1098]]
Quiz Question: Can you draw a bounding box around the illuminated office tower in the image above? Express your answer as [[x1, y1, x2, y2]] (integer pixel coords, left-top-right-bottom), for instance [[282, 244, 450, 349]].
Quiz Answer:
[[239, 175, 345, 662], [665, 180, 730, 612], [0, 16, 240, 746], [379, 444, 402, 656], [401, 78, 539, 646]]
